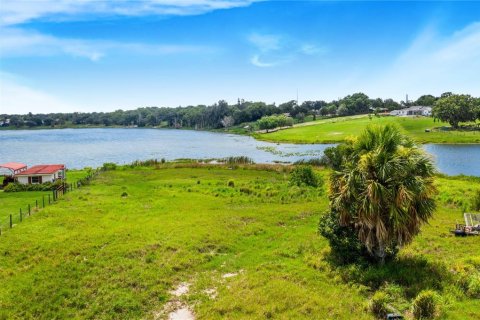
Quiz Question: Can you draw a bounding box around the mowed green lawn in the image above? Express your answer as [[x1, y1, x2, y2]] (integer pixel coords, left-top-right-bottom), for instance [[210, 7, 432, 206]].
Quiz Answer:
[[256, 116, 480, 144], [0, 165, 479, 319], [0, 170, 87, 228], [0, 191, 51, 227]]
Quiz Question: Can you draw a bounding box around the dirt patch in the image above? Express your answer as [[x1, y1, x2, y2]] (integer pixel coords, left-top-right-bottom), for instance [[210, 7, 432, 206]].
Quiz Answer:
[[168, 307, 194, 320], [154, 282, 195, 320], [170, 283, 190, 297]]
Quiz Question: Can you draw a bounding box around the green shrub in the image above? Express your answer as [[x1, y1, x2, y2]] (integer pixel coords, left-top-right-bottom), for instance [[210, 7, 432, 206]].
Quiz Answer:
[[289, 165, 322, 188], [412, 290, 439, 319], [4, 181, 62, 192], [224, 156, 254, 165], [121, 192, 128, 198], [472, 189, 480, 211], [294, 158, 327, 166], [102, 162, 117, 171], [240, 187, 252, 195], [467, 273, 480, 298], [369, 291, 390, 319], [257, 114, 294, 130], [318, 210, 366, 263], [318, 210, 398, 263]]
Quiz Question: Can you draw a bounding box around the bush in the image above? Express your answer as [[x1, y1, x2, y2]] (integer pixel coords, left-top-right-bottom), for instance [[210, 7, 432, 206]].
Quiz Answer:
[[318, 210, 366, 263], [4, 181, 63, 192], [369, 291, 390, 319], [412, 290, 439, 319], [289, 165, 321, 188], [467, 273, 480, 298], [224, 156, 254, 165], [227, 179, 235, 187], [318, 210, 398, 264], [294, 158, 327, 166], [239, 187, 252, 195], [102, 162, 117, 171], [257, 114, 294, 130], [472, 189, 480, 211]]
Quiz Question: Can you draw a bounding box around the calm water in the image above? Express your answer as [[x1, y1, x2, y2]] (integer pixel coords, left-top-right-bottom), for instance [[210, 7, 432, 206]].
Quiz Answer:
[[0, 128, 479, 176]]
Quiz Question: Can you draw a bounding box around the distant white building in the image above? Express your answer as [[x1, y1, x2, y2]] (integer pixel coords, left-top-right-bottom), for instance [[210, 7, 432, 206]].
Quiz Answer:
[[390, 106, 432, 117]]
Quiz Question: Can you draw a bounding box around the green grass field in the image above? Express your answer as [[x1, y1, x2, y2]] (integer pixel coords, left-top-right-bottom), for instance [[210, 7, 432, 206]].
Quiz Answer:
[[0, 191, 51, 226], [0, 170, 87, 229], [0, 165, 479, 319], [255, 116, 480, 144]]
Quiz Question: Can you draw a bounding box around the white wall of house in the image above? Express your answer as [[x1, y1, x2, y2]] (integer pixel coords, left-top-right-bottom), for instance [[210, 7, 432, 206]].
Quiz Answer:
[[17, 173, 56, 185]]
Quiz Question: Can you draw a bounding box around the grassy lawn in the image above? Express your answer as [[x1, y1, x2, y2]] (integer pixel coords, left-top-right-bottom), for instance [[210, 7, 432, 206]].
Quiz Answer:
[[0, 170, 87, 229], [0, 191, 51, 227], [0, 165, 479, 319], [255, 116, 480, 144]]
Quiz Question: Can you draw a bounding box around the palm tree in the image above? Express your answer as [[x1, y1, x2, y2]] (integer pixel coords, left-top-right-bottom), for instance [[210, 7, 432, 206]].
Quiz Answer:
[[329, 125, 437, 263]]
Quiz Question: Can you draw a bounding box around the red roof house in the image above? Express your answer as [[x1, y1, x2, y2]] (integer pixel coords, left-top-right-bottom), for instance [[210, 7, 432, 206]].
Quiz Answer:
[[15, 164, 66, 185]]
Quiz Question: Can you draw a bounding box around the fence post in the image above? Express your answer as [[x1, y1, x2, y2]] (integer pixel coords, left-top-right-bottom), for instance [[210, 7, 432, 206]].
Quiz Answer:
[[48, 194, 51, 204], [43, 195, 45, 208], [28, 204, 31, 216], [9, 214, 12, 228], [36, 199, 38, 209], [20, 208, 23, 222]]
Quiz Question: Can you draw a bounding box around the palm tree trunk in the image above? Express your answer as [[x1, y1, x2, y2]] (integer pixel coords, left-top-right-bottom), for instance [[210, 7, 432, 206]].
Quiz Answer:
[[374, 244, 386, 265]]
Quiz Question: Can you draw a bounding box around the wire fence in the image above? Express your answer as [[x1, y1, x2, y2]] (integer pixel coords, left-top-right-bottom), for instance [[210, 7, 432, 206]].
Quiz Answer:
[[0, 170, 100, 237]]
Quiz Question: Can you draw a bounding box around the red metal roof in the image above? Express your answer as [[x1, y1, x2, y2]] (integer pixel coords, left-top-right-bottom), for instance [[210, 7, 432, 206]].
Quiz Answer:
[[0, 162, 27, 171], [16, 164, 65, 176]]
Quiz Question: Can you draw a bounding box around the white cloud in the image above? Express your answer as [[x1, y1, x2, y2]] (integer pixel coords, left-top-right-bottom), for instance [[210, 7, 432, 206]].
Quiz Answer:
[[247, 33, 282, 52], [247, 32, 326, 68], [0, 0, 260, 26], [299, 44, 325, 55], [0, 73, 79, 114], [250, 54, 277, 67], [0, 27, 215, 61], [364, 21, 480, 100]]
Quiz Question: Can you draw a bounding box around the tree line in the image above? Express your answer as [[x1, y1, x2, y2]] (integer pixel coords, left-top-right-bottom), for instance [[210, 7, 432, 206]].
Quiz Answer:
[[1, 92, 478, 130]]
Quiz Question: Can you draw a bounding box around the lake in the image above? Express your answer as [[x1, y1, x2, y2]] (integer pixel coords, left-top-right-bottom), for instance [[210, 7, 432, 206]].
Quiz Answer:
[[0, 128, 479, 176]]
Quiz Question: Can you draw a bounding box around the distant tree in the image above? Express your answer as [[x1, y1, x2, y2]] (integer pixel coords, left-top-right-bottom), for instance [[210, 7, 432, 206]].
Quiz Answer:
[[220, 115, 235, 129], [415, 94, 437, 106], [433, 94, 477, 128], [336, 104, 349, 116], [295, 112, 306, 122], [257, 114, 293, 131], [383, 99, 401, 111], [43, 118, 54, 126], [370, 98, 384, 110], [279, 100, 297, 114], [338, 93, 371, 115]]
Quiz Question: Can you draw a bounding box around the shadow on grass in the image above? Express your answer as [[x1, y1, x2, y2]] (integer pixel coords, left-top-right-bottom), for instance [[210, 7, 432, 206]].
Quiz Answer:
[[325, 252, 452, 299]]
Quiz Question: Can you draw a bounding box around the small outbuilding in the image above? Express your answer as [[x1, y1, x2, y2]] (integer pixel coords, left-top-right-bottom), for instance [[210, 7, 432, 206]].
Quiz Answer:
[[0, 162, 28, 187], [15, 164, 66, 185], [0, 162, 27, 174]]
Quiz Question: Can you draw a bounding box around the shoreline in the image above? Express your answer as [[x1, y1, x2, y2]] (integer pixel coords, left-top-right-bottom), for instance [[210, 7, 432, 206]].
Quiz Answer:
[[2, 122, 480, 145]]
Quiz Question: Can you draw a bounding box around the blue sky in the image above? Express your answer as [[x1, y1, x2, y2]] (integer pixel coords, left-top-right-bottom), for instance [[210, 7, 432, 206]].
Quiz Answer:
[[1, 1, 479, 114]]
